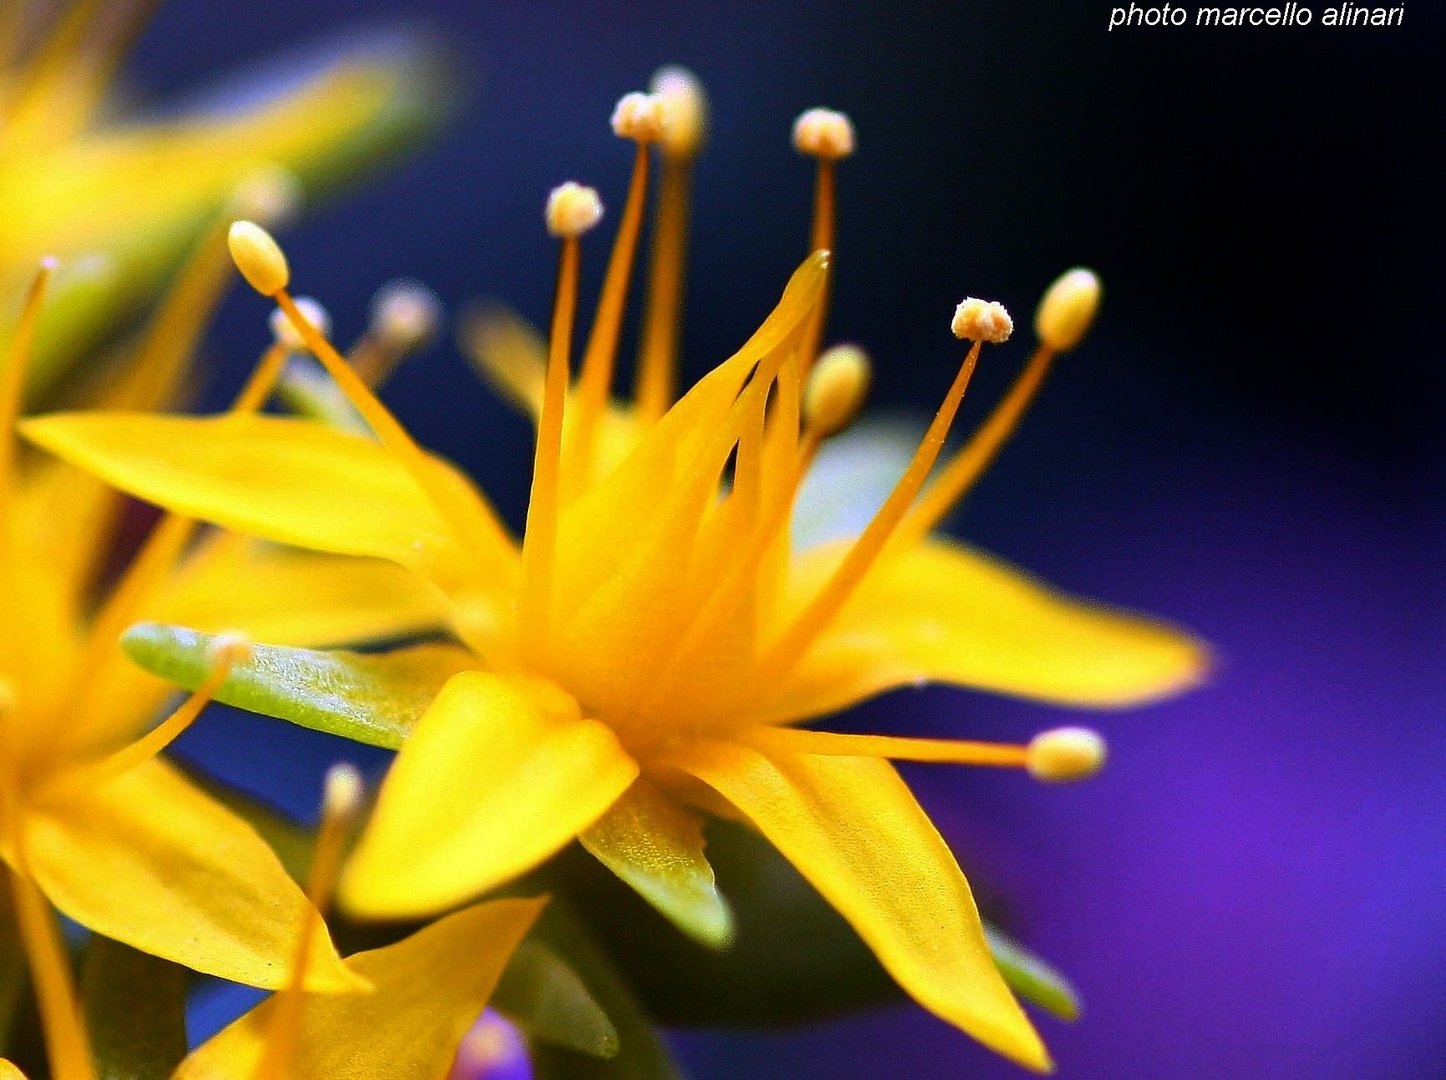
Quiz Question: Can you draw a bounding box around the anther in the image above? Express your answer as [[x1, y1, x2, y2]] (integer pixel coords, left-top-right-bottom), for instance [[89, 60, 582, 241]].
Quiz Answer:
[[205, 632, 254, 670], [1035, 267, 1102, 353], [611, 91, 666, 143], [951, 298, 1014, 344], [804, 344, 872, 439], [651, 65, 707, 159], [227, 220, 290, 296], [269, 297, 331, 351], [545, 182, 604, 239], [792, 107, 855, 160], [370, 280, 441, 352], [1026, 727, 1107, 783]]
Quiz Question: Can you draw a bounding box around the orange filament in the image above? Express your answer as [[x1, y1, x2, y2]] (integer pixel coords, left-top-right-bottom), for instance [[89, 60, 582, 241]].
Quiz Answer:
[[520, 236, 581, 652], [59, 638, 248, 793], [0, 259, 55, 548], [572, 143, 651, 477], [745, 727, 1031, 768], [6, 862, 96, 1080], [798, 159, 837, 367], [635, 155, 693, 421], [758, 340, 986, 684], [901, 343, 1057, 541], [271, 289, 495, 569], [251, 764, 363, 1080], [122, 213, 249, 412]]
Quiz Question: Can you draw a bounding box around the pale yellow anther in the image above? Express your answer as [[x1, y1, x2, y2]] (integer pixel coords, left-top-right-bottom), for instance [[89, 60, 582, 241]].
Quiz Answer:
[[792, 107, 855, 160], [651, 65, 707, 159], [230, 166, 304, 228], [1035, 267, 1103, 353], [204, 632, 253, 670], [1026, 727, 1107, 783], [950, 298, 1013, 344], [804, 343, 872, 438], [611, 91, 666, 143], [322, 762, 365, 821], [370, 279, 441, 349], [545, 182, 604, 238], [227, 220, 290, 296], [269, 296, 330, 351]]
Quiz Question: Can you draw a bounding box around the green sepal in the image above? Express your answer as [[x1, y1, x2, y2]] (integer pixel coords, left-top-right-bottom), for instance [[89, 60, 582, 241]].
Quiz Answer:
[[81, 935, 188, 1080], [580, 779, 734, 951], [493, 940, 619, 1060], [525, 901, 684, 1080], [984, 925, 1082, 1021], [122, 622, 471, 749]]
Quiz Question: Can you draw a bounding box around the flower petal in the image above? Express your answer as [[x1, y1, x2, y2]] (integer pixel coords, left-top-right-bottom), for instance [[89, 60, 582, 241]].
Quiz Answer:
[[21, 412, 512, 590], [22, 759, 361, 992], [580, 777, 733, 948], [668, 739, 1051, 1073], [772, 536, 1210, 717], [340, 672, 638, 919], [122, 624, 474, 750], [159, 544, 450, 649], [175, 897, 544, 1080]]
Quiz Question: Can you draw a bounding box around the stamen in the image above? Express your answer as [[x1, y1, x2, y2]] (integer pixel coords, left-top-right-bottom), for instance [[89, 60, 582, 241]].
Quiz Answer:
[[6, 862, 96, 1080], [349, 280, 442, 388], [225, 222, 501, 569], [758, 301, 1008, 684], [572, 94, 663, 480], [522, 184, 601, 652], [792, 107, 854, 365], [0, 258, 56, 544], [635, 66, 708, 421], [1026, 727, 1107, 783], [251, 763, 366, 1080], [270, 297, 332, 354], [63, 635, 251, 791], [745, 727, 1031, 768], [902, 271, 1100, 539]]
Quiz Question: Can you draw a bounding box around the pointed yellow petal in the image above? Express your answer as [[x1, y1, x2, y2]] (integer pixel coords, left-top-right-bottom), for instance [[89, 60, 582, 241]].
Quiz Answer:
[[770, 536, 1209, 719], [21, 412, 514, 591], [175, 897, 543, 1080], [580, 777, 733, 948], [669, 739, 1051, 1072], [460, 304, 547, 419], [160, 544, 450, 649], [341, 673, 637, 919], [22, 759, 361, 992]]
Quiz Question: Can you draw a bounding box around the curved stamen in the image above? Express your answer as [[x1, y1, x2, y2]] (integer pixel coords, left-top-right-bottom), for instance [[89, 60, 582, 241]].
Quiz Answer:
[[792, 107, 854, 367]]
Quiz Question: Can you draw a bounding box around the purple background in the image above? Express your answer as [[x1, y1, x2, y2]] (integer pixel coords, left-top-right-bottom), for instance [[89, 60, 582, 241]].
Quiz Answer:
[[122, 2, 1446, 1077]]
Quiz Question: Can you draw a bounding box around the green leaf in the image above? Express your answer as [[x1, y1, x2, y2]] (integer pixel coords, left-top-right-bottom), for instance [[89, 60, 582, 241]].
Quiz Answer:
[[527, 902, 683, 1080], [580, 779, 734, 950], [493, 940, 619, 1059], [984, 925, 1081, 1021], [81, 935, 187, 1080], [122, 622, 471, 749]]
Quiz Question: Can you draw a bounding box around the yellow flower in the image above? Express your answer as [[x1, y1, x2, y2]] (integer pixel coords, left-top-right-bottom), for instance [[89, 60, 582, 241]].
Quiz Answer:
[[26, 74, 1208, 1072], [0, 237, 448, 1076], [0, 0, 441, 396], [1, 766, 543, 1080]]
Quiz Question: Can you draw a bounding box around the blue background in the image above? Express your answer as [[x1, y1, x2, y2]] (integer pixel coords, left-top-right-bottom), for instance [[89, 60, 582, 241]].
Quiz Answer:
[[119, 2, 1446, 1077]]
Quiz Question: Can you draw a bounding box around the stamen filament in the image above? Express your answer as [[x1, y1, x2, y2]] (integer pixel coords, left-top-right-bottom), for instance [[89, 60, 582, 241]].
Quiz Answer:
[[745, 727, 1031, 768], [251, 763, 365, 1080], [65, 636, 250, 791], [758, 340, 985, 684], [6, 863, 96, 1080], [572, 143, 651, 478], [900, 344, 1057, 540], [0, 259, 55, 547], [521, 235, 581, 653], [635, 158, 692, 420]]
